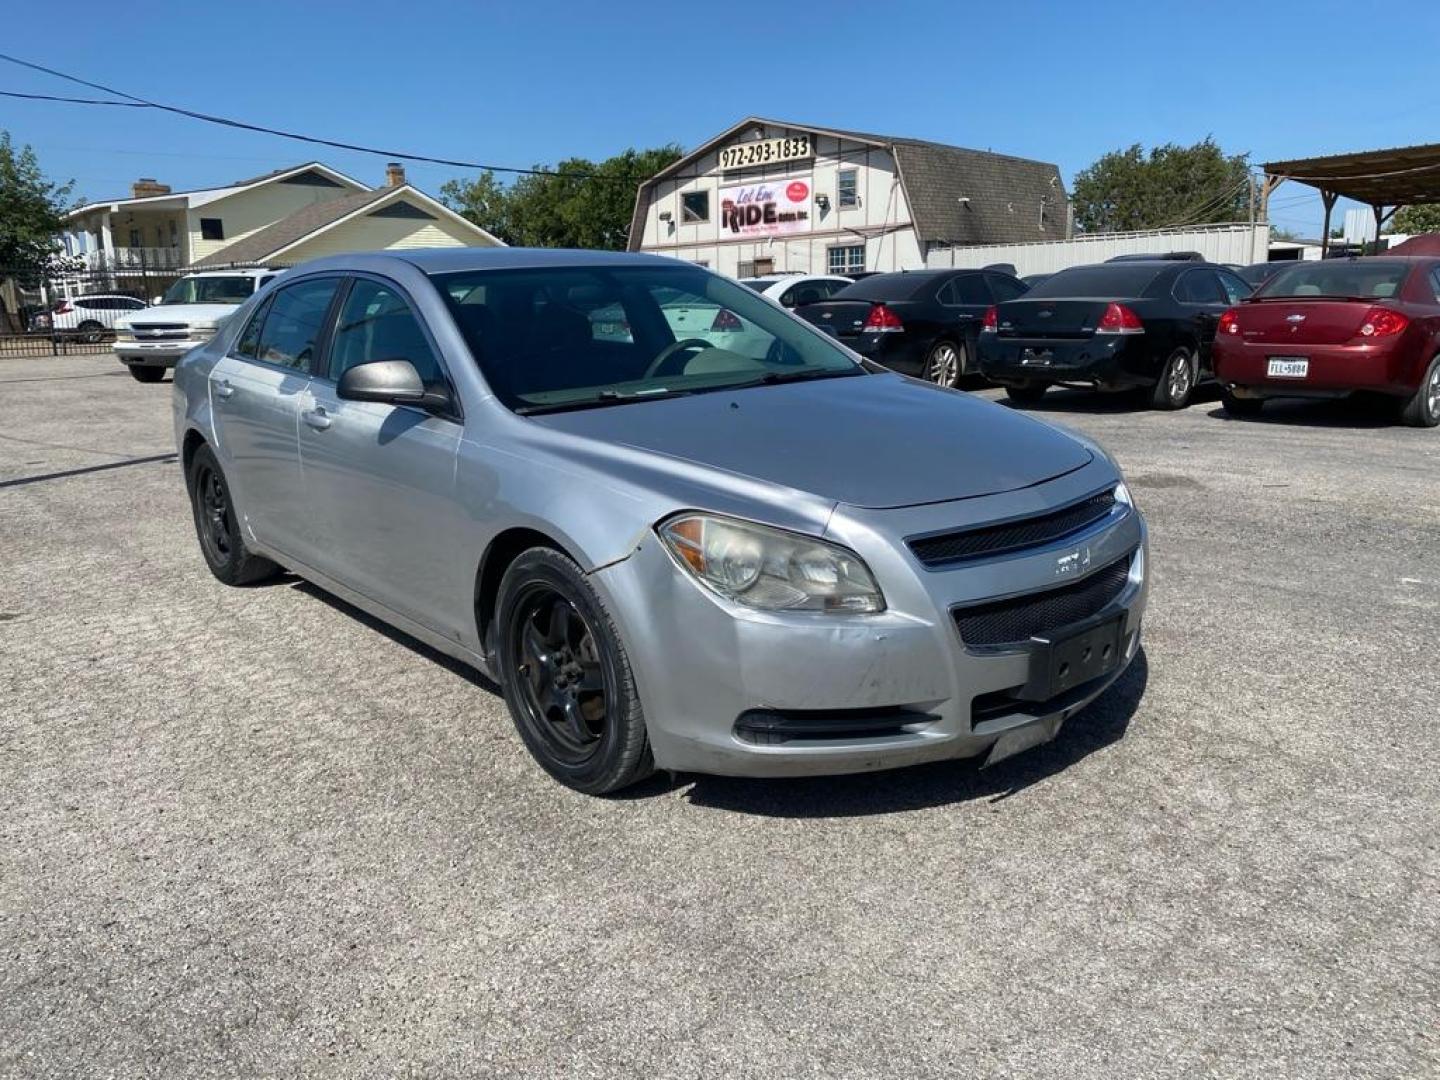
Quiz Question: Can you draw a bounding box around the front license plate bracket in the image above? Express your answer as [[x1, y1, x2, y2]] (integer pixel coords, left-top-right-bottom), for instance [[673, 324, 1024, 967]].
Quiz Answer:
[[1016, 613, 1124, 702]]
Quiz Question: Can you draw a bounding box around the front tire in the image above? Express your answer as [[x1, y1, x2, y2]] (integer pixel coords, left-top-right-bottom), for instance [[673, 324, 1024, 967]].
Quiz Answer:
[[1398, 354, 1440, 428], [496, 548, 654, 795], [129, 365, 166, 383], [924, 340, 965, 388], [187, 444, 280, 586], [1151, 347, 1197, 410]]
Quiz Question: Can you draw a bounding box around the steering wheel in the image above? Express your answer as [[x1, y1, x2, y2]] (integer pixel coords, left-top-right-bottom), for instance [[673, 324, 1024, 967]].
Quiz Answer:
[[644, 338, 711, 379]]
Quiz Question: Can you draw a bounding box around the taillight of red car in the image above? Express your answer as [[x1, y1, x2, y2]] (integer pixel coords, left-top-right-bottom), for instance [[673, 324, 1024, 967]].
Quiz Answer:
[[710, 308, 743, 332], [981, 305, 998, 333], [1217, 308, 1241, 336], [1094, 302, 1144, 335], [862, 303, 904, 333], [53, 302, 73, 315], [1355, 306, 1408, 340]]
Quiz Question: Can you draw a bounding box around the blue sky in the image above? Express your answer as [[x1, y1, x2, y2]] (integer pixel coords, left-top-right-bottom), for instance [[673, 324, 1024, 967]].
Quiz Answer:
[[4, 0, 1438, 238]]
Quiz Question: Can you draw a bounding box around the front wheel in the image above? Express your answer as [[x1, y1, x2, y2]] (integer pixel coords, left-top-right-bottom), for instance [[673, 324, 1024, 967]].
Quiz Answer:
[[924, 340, 965, 388], [1398, 354, 1440, 428], [129, 365, 166, 383], [496, 548, 654, 795], [1151, 347, 1197, 410]]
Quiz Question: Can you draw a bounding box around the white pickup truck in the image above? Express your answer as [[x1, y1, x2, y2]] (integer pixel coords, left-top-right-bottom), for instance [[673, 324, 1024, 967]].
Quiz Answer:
[[114, 268, 281, 383]]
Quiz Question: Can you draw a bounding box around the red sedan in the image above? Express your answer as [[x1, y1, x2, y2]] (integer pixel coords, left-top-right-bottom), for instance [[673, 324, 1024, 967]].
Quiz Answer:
[[1212, 256, 1440, 427]]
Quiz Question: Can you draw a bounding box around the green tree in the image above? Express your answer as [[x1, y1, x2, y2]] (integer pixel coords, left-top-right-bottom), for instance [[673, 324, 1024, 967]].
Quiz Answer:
[[441, 145, 682, 250], [1390, 204, 1440, 234], [1071, 138, 1251, 233], [0, 131, 74, 330]]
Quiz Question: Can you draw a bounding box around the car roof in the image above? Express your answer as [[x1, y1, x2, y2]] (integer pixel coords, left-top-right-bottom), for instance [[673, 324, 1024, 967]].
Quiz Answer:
[[290, 248, 687, 277]]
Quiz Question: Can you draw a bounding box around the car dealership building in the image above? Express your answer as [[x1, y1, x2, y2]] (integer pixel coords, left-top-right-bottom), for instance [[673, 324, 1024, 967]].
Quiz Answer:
[[629, 117, 1068, 278]]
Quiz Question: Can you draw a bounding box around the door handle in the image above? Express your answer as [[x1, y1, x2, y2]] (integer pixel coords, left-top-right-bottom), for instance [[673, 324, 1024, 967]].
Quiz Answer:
[[214, 379, 235, 400], [301, 407, 332, 431]]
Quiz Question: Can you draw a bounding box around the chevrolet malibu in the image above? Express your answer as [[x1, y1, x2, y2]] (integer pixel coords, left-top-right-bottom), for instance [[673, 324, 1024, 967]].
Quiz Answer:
[[173, 249, 1148, 794]]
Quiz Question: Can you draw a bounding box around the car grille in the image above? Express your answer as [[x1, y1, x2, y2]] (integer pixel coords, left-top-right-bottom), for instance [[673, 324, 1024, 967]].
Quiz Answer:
[[952, 554, 1132, 647], [130, 323, 190, 341], [909, 489, 1117, 568]]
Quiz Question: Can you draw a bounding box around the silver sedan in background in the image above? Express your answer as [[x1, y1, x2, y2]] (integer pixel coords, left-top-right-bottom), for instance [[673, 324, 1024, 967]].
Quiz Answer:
[[173, 249, 1148, 794]]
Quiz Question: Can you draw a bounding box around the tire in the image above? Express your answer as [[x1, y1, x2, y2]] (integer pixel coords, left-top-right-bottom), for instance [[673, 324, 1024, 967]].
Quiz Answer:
[[496, 547, 654, 795], [186, 444, 281, 586], [1221, 386, 1265, 418], [77, 320, 104, 344], [1004, 383, 1048, 405], [1151, 347, 1197, 410], [923, 339, 965, 388], [1398, 354, 1440, 428], [129, 365, 166, 383]]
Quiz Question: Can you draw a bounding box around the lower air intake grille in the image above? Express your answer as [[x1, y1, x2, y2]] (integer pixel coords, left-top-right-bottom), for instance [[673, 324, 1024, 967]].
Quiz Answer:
[[953, 555, 1132, 647], [909, 489, 1117, 568]]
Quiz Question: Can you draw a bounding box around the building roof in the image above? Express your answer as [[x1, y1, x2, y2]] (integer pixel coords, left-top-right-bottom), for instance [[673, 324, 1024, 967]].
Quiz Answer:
[[1263, 143, 1440, 206], [191, 184, 502, 267], [629, 117, 1067, 250], [63, 162, 366, 220]]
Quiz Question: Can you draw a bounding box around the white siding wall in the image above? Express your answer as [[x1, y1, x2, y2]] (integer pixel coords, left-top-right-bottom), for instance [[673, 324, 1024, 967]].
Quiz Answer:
[[636, 125, 922, 277], [187, 181, 360, 262], [278, 212, 497, 263], [925, 223, 1271, 276]]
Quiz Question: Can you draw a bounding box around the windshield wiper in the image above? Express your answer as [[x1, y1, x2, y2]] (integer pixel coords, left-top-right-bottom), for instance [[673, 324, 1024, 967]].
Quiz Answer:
[[730, 368, 866, 389], [515, 387, 696, 416]]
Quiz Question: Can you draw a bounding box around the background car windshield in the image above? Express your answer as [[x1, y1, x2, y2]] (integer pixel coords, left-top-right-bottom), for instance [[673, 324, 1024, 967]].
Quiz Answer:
[[1255, 260, 1410, 300], [434, 266, 862, 410], [161, 277, 255, 305], [1025, 265, 1164, 298], [830, 274, 935, 301]]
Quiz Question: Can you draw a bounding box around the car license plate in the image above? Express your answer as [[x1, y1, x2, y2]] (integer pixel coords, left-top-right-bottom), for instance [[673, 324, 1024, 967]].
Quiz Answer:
[[1019, 615, 1125, 701], [1021, 347, 1053, 366], [1267, 357, 1308, 379]]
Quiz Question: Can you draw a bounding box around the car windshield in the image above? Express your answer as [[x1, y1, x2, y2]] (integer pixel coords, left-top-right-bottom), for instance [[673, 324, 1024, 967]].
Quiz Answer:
[[1254, 260, 1410, 300], [1024, 265, 1164, 298], [434, 265, 865, 413], [830, 274, 937, 301], [160, 276, 255, 305]]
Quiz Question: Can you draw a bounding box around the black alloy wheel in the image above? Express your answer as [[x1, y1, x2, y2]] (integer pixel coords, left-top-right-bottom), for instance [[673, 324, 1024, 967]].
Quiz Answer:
[[186, 444, 280, 586], [513, 587, 609, 765]]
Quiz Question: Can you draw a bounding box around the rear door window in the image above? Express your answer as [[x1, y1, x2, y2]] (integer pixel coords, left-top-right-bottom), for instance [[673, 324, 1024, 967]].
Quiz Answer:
[[234, 296, 274, 361], [944, 274, 992, 306], [252, 277, 341, 372], [1174, 269, 1225, 305]]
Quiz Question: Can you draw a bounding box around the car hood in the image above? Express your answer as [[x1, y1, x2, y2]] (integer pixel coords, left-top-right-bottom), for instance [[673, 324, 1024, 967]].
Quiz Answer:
[[530, 373, 1092, 509], [118, 302, 239, 328]]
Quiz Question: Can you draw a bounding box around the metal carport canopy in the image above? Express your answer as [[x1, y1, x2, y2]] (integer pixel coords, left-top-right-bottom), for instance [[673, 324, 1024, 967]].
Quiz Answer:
[[1262, 142, 1440, 254]]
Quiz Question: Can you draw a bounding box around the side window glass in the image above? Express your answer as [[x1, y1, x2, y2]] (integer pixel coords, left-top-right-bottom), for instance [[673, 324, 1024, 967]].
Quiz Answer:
[[950, 275, 991, 306], [1431, 269, 1440, 303], [988, 275, 1026, 302], [1218, 271, 1252, 305], [234, 296, 273, 360], [936, 280, 958, 306], [329, 279, 443, 386], [253, 278, 339, 371], [1176, 270, 1224, 305]]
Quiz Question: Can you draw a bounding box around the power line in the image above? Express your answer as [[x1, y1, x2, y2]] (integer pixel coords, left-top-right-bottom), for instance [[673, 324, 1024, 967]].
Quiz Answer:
[[0, 53, 642, 183]]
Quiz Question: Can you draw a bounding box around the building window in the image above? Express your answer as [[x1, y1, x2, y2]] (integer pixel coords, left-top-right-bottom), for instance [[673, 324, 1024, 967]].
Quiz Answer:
[[200, 218, 225, 241], [828, 245, 865, 275], [737, 260, 755, 278], [838, 169, 858, 209], [681, 191, 709, 224], [128, 228, 141, 248]]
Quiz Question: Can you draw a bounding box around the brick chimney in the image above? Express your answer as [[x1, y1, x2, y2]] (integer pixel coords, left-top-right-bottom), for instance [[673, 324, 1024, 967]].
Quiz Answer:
[[384, 162, 406, 188], [131, 178, 172, 198]]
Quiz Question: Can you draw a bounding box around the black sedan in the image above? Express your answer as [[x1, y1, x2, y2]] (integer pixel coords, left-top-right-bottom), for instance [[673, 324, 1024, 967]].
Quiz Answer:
[[975, 260, 1252, 409], [793, 269, 1027, 388]]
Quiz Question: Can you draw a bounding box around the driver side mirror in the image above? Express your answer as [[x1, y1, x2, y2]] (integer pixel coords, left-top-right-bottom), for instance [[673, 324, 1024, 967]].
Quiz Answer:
[[337, 358, 452, 414]]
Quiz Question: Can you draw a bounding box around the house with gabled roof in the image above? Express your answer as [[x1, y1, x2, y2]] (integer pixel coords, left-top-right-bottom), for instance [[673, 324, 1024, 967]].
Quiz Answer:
[[629, 117, 1067, 278], [59, 161, 501, 273]]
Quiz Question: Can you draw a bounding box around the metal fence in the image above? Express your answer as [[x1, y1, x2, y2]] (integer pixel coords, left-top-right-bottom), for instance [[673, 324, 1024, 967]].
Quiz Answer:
[[0, 330, 116, 359]]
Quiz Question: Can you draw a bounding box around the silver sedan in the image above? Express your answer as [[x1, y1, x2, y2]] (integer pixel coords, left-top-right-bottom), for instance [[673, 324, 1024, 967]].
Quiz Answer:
[[173, 248, 1148, 794]]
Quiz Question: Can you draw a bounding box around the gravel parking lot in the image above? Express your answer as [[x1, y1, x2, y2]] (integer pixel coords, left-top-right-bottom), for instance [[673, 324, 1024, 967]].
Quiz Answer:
[[2, 353, 1437, 1078]]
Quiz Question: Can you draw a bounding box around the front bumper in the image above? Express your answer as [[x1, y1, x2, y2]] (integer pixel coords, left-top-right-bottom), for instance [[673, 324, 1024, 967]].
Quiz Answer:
[[114, 341, 201, 367], [592, 461, 1148, 777]]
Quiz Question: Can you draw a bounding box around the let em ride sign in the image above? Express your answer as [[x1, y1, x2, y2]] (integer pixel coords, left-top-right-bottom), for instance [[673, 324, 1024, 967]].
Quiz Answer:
[[720, 180, 812, 237]]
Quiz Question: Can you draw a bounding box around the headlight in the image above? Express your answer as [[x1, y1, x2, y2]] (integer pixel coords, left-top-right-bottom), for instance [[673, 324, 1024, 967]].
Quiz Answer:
[[190, 326, 218, 340], [1114, 479, 1133, 509], [658, 513, 885, 614], [115, 330, 135, 342]]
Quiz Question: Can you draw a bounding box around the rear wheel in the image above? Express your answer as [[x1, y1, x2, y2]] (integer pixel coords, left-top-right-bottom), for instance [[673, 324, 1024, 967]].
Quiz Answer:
[[1398, 354, 1440, 428], [1151, 347, 1197, 409], [1004, 383, 1048, 405], [129, 365, 165, 383], [77, 320, 105, 344], [924, 340, 965, 388], [1221, 386, 1265, 418], [187, 444, 281, 586], [496, 548, 654, 795]]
